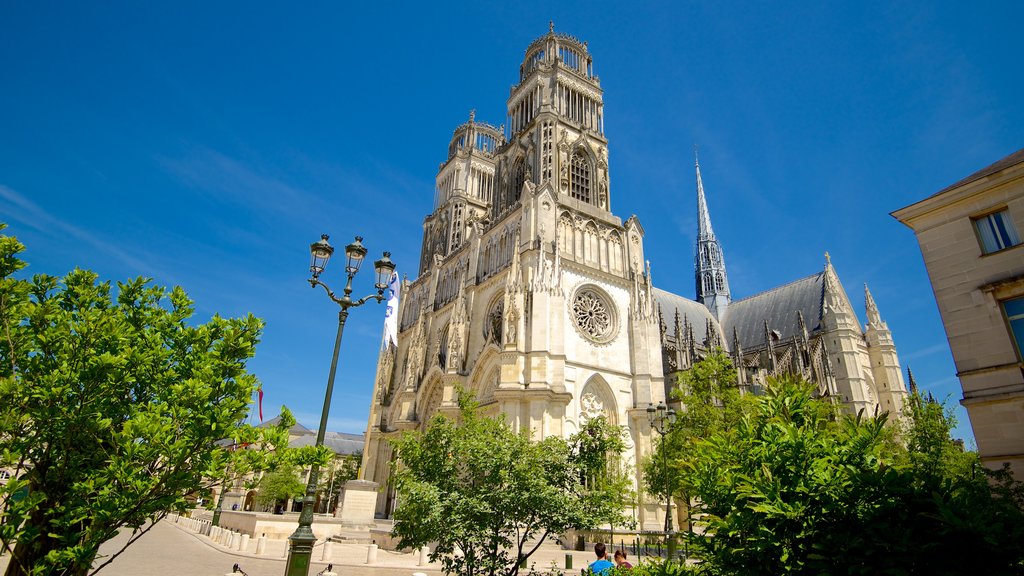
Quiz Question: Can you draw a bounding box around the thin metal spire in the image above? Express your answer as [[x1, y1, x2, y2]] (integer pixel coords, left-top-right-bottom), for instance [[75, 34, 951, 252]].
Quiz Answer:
[[693, 150, 730, 321], [695, 148, 715, 242]]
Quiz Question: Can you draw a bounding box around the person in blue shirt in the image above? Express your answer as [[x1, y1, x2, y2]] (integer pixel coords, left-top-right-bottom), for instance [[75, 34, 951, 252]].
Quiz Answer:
[[587, 542, 615, 575]]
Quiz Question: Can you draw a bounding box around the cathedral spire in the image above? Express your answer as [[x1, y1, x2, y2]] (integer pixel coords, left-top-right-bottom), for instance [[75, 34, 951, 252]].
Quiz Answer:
[[694, 151, 731, 321], [696, 152, 715, 243], [864, 283, 883, 327]]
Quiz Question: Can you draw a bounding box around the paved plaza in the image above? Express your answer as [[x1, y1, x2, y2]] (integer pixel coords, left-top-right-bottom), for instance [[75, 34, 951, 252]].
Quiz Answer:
[[0, 519, 614, 575], [0, 520, 443, 576]]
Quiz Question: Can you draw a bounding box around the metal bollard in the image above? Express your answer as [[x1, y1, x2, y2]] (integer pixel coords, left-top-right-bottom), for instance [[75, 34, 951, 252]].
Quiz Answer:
[[321, 540, 333, 561], [565, 553, 573, 570]]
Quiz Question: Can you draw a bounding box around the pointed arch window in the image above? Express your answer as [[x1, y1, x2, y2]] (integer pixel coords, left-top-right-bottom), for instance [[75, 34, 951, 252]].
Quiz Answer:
[[570, 151, 591, 204], [510, 159, 526, 207]]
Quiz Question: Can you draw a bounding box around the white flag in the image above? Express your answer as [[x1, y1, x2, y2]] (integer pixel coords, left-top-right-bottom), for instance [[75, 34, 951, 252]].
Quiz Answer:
[[383, 271, 400, 347]]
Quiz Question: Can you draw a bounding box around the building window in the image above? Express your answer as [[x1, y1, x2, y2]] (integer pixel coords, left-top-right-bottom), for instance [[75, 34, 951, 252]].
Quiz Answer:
[[1004, 296, 1024, 360], [973, 209, 1021, 254], [570, 152, 591, 203]]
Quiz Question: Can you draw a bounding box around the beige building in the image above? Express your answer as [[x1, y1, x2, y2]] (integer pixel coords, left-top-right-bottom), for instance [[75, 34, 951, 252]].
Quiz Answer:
[[893, 148, 1024, 477], [361, 26, 910, 528]]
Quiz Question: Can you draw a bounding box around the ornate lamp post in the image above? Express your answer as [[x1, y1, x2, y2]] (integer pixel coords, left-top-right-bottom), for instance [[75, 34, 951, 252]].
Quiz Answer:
[[284, 234, 394, 576], [647, 401, 677, 560]]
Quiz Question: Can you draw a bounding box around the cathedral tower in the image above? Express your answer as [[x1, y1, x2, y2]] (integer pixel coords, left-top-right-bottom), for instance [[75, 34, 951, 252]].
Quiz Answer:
[[363, 26, 667, 529], [694, 156, 731, 321]]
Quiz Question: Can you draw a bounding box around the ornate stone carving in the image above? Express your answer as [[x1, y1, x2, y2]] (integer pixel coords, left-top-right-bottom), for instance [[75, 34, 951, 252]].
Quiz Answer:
[[570, 286, 616, 343], [483, 299, 504, 345], [580, 391, 605, 420]]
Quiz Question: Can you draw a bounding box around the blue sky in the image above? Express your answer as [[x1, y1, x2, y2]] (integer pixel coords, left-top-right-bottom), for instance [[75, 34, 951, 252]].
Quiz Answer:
[[2, 1, 1021, 442]]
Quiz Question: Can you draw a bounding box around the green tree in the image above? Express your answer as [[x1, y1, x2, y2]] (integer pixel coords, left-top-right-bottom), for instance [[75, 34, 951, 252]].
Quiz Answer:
[[315, 452, 360, 513], [684, 376, 1024, 576], [211, 408, 297, 519], [643, 351, 755, 537], [390, 390, 631, 576], [254, 466, 306, 508], [899, 391, 976, 482], [0, 226, 265, 576]]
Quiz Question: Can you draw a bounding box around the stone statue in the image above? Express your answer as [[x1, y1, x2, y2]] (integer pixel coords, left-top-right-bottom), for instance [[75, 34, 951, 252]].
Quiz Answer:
[[505, 304, 518, 345]]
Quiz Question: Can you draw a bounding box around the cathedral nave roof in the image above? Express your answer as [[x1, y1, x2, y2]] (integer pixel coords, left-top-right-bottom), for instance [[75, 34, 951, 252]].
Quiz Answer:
[[721, 271, 825, 351]]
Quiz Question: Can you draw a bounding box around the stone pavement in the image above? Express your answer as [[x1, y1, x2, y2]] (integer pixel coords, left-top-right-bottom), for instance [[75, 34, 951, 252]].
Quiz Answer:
[[0, 518, 632, 575], [0, 520, 443, 576]]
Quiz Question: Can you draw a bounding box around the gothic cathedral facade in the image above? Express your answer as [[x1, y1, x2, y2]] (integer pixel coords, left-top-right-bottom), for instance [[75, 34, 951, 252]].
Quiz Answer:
[[361, 27, 909, 529]]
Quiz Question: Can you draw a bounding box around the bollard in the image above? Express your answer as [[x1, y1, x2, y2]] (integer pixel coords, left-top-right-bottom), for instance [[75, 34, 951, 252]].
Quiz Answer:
[[366, 543, 378, 564], [418, 545, 429, 566], [238, 534, 248, 551], [210, 527, 219, 542], [281, 542, 288, 558], [565, 553, 573, 570], [255, 536, 266, 556], [321, 540, 333, 561]]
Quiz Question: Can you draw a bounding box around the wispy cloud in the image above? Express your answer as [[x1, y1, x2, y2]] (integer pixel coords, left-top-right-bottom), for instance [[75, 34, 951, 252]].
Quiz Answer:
[[155, 147, 324, 219], [0, 184, 153, 273], [902, 342, 950, 362]]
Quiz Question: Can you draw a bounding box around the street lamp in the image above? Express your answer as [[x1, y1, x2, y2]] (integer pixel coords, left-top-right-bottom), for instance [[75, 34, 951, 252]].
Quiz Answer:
[[647, 401, 677, 561], [284, 234, 394, 576]]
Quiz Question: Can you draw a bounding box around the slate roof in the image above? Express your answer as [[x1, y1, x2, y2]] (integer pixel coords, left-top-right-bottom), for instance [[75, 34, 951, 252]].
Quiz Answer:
[[653, 270, 828, 355], [258, 416, 314, 437], [721, 271, 825, 351], [652, 287, 723, 342], [931, 147, 1024, 197], [290, 431, 365, 456]]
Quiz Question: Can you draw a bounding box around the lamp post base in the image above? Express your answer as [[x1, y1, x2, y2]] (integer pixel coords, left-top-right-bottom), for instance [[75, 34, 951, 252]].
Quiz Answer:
[[284, 526, 317, 576]]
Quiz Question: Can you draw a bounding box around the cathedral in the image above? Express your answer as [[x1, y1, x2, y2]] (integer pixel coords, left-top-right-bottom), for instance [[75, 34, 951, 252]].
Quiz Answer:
[[360, 26, 909, 529]]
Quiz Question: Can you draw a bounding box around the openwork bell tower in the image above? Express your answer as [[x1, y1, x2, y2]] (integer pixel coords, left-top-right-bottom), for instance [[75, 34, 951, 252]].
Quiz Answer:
[[363, 24, 667, 529]]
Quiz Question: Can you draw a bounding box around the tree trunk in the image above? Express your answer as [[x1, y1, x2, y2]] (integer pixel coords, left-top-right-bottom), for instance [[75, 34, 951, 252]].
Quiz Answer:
[[4, 533, 95, 576]]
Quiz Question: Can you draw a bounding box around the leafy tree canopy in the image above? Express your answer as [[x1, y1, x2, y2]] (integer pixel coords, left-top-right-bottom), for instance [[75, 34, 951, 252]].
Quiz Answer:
[[0, 225, 271, 576], [684, 375, 1024, 576], [643, 350, 756, 531], [254, 466, 307, 507], [391, 389, 633, 576]]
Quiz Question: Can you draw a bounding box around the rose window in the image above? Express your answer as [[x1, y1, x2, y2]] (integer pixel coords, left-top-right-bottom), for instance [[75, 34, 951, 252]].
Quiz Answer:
[[571, 287, 616, 342]]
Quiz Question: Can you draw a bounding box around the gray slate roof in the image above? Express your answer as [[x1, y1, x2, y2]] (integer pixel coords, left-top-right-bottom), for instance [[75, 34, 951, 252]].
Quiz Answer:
[[932, 147, 1024, 197], [290, 431, 364, 456], [721, 271, 825, 351], [653, 270, 827, 354], [258, 416, 314, 437], [652, 287, 722, 342]]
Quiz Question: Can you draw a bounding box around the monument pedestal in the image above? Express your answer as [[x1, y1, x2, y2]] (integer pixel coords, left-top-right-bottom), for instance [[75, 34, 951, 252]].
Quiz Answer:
[[335, 479, 378, 527]]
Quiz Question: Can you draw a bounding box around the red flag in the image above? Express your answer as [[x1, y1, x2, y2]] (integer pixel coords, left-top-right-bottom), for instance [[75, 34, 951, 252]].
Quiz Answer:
[[258, 386, 264, 422]]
